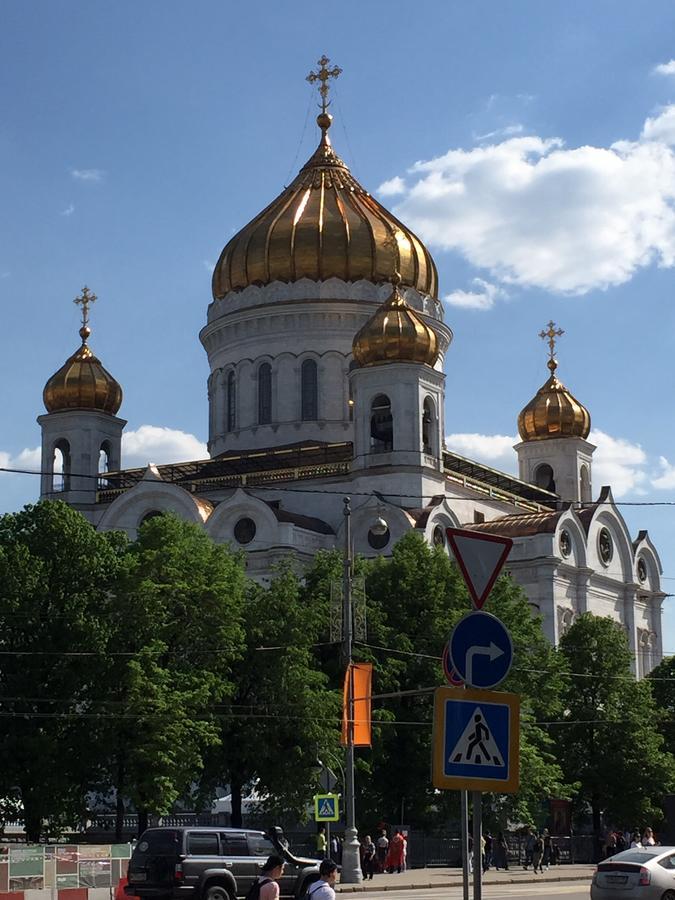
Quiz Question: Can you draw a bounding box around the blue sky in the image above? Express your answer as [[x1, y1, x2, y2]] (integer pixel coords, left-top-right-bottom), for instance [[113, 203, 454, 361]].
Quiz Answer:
[[1, 1, 675, 647]]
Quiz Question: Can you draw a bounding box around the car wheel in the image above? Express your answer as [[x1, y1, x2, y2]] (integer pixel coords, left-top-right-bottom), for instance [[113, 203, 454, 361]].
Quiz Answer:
[[662, 892, 675, 900], [204, 885, 231, 900]]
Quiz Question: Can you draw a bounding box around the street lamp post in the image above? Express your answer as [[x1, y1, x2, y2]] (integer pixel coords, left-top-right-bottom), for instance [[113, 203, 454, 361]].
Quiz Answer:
[[340, 497, 363, 884]]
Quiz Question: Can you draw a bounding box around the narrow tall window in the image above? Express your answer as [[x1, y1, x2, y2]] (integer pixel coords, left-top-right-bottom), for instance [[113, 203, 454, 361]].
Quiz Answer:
[[422, 397, 434, 455], [53, 439, 71, 492], [227, 371, 236, 432], [99, 441, 111, 488], [301, 359, 318, 421], [370, 394, 393, 453], [535, 463, 555, 493], [258, 363, 272, 425], [580, 464, 591, 503]]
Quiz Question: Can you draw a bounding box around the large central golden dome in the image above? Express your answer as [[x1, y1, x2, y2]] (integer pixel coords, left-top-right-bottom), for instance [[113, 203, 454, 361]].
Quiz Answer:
[[212, 114, 438, 300]]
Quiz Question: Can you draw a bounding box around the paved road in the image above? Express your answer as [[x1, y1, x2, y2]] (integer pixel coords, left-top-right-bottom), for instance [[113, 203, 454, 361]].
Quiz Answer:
[[344, 885, 589, 900]]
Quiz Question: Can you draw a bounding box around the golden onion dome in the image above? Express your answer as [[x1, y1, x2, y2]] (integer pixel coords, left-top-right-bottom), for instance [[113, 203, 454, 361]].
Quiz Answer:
[[43, 288, 122, 415], [517, 339, 590, 442], [352, 275, 440, 367], [212, 113, 438, 300]]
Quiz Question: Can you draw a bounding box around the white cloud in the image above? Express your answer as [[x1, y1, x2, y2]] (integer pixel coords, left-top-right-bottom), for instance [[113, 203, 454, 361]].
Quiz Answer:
[[60, 203, 75, 216], [377, 175, 406, 197], [474, 124, 524, 142], [202, 259, 214, 272], [654, 60, 675, 76], [445, 428, 648, 498], [641, 106, 675, 145], [589, 429, 648, 497], [444, 278, 506, 310], [652, 456, 675, 489], [71, 168, 105, 183], [0, 447, 41, 471], [386, 107, 675, 294], [122, 425, 207, 468], [445, 433, 518, 474]]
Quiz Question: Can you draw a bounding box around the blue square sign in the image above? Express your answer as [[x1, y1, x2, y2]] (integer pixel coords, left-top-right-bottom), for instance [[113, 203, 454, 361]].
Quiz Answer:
[[433, 687, 520, 792]]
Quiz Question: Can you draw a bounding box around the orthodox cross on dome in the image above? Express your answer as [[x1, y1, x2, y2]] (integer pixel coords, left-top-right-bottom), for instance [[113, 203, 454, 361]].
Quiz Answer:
[[306, 55, 342, 114], [74, 285, 97, 343], [539, 320, 564, 373]]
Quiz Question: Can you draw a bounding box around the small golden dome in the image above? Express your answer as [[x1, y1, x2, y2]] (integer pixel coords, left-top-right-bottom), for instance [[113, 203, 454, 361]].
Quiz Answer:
[[352, 276, 440, 367], [212, 116, 438, 300], [44, 288, 122, 415], [518, 359, 590, 441]]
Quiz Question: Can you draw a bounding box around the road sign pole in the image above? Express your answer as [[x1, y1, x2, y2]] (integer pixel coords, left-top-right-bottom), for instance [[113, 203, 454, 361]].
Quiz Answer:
[[472, 792, 482, 900], [461, 790, 470, 900], [326, 821, 331, 861]]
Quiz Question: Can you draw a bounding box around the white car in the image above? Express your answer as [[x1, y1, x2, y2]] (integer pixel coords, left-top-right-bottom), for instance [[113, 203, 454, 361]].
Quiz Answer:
[[591, 847, 675, 899]]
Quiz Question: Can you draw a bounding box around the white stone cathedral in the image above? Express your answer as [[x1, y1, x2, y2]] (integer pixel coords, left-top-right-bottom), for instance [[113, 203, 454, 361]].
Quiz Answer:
[[37, 62, 664, 676]]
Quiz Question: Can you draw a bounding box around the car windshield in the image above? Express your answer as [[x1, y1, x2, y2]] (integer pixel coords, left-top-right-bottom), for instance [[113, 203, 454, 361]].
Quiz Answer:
[[607, 849, 661, 863]]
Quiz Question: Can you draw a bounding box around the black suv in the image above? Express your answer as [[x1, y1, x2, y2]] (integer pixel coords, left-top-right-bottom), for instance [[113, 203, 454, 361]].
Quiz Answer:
[[125, 826, 319, 900]]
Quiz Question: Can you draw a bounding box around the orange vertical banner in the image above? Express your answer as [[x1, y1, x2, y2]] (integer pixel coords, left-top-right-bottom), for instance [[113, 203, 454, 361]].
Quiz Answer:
[[341, 662, 373, 747]]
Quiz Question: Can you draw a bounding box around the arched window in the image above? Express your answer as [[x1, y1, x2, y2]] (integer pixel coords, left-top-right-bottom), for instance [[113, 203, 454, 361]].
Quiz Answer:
[[580, 465, 591, 503], [535, 463, 556, 493], [98, 441, 111, 488], [301, 359, 318, 421], [53, 439, 71, 492], [227, 371, 236, 432], [258, 363, 272, 425], [370, 394, 393, 453], [422, 397, 435, 455]]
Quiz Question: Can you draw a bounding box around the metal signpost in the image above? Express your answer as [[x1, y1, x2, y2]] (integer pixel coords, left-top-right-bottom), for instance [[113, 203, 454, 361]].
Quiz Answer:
[[438, 527, 517, 900]]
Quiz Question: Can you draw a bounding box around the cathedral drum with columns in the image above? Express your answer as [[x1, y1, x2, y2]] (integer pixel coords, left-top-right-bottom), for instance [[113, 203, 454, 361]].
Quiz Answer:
[[37, 59, 664, 677]]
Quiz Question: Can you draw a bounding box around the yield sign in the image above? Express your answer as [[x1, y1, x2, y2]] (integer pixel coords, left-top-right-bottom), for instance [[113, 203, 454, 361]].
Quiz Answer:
[[446, 527, 512, 609]]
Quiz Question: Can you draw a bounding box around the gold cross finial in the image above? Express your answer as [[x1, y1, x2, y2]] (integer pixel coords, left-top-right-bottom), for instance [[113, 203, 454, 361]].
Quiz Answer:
[[306, 55, 342, 116], [539, 320, 564, 373], [74, 285, 97, 343]]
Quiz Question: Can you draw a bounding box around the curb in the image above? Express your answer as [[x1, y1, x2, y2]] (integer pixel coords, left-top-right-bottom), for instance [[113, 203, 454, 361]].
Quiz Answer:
[[336, 872, 592, 893]]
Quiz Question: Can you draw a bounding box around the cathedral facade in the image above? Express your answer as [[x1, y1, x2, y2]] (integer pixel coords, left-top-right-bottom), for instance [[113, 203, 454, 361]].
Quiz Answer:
[[36, 63, 664, 677]]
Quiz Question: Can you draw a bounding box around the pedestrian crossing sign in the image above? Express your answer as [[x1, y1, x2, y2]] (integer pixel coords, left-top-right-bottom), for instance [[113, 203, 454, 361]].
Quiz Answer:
[[432, 686, 520, 792], [314, 793, 340, 822]]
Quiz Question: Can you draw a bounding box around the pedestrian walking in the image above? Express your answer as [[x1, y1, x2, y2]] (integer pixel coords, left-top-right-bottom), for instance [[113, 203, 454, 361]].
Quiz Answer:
[[386, 829, 405, 874], [360, 835, 376, 880], [483, 833, 492, 872], [493, 832, 509, 871], [523, 827, 535, 869], [542, 829, 552, 869], [315, 826, 327, 860], [375, 830, 389, 872], [304, 860, 338, 900], [532, 833, 544, 874], [247, 855, 285, 900], [642, 827, 656, 846]]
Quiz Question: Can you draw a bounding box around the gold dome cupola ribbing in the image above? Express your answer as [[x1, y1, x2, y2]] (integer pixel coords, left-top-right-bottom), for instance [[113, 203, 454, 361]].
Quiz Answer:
[[212, 56, 438, 300], [43, 287, 123, 415], [517, 321, 590, 441], [352, 274, 440, 367]]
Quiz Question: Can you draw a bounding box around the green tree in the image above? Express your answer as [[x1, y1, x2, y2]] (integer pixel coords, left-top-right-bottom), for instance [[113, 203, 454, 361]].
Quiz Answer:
[[201, 564, 341, 827], [98, 514, 247, 837], [556, 614, 674, 841], [0, 501, 127, 840], [302, 532, 569, 830], [649, 654, 675, 750]]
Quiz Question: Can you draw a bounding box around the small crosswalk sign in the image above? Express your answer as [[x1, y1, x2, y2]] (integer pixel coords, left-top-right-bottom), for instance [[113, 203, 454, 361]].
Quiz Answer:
[[432, 686, 520, 792], [314, 793, 339, 822]]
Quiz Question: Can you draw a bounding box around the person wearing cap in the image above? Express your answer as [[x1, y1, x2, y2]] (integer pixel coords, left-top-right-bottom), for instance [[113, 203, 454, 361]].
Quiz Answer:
[[257, 855, 285, 900]]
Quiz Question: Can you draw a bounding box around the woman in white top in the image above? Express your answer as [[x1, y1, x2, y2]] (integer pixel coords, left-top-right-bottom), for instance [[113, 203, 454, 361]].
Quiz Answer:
[[306, 860, 338, 900], [642, 827, 656, 846]]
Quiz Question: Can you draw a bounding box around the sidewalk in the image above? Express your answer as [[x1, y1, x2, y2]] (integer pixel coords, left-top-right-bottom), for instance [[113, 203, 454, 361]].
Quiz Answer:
[[336, 863, 595, 892]]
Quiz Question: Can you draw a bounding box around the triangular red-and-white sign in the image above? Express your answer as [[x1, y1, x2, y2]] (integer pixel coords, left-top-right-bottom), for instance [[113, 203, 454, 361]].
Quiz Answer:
[[446, 527, 512, 609]]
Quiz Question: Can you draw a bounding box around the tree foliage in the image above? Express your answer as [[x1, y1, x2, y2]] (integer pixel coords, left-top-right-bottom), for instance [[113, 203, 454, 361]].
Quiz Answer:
[[555, 614, 674, 835], [0, 501, 127, 840], [201, 563, 341, 827], [97, 514, 247, 832]]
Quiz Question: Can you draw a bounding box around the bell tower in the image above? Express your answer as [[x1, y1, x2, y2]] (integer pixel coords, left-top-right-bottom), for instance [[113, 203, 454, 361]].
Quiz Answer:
[[514, 322, 594, 504], [38, 287, 125, 511]]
